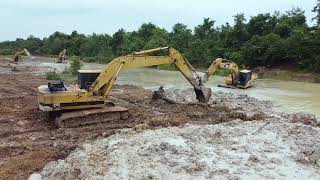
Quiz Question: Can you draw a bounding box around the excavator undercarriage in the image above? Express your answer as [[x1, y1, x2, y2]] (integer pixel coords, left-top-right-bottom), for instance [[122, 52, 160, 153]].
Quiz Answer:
[[48, 105, 129, 128]]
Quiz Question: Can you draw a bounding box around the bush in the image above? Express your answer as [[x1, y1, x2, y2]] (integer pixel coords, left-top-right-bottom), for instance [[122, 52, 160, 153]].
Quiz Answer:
[[216, 69, 231, 76], [62, 66, 70, 74], [81, 55, 114, 64], [69, 56, 83, 75], [46, 69, 62, 80], [0, 49, 12, 55]]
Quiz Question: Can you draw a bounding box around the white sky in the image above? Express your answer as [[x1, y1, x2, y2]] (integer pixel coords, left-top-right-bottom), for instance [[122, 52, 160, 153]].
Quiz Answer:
[[0, 0, 316, 41]]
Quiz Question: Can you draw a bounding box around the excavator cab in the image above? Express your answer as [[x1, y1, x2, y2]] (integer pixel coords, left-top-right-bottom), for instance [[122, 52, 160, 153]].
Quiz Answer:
[[236, 70, 256, 88]]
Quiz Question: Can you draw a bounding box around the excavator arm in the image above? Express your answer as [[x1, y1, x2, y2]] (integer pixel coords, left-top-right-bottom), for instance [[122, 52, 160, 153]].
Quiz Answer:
[[55, 49, 67, 63], [88, 47, 211, 102], [202, 58, 239, 85]]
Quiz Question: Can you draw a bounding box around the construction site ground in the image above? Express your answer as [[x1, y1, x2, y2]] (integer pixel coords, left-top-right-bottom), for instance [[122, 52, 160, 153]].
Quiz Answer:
[[0, 60, 319, 179]]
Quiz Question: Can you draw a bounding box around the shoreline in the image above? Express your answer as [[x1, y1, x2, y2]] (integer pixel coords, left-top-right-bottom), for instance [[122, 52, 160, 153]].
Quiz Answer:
[[254, 67, 320, 83], [196, 66, 320, 83], [2, 55, 320, 83]]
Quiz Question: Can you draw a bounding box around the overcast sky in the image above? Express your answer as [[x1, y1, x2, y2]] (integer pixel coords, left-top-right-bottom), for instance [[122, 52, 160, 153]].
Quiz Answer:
[[0, 0, 316, 41]]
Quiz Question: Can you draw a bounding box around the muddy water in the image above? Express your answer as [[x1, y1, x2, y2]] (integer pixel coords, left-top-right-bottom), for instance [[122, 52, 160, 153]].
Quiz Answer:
[[22, 57, 320, 118], [119, 69, 320, 118]]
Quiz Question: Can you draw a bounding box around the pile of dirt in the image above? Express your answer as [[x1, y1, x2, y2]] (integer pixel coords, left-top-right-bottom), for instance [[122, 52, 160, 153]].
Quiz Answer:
[[37, 120, 320, 179], [164, 88, 320, 123], [29, 87, 320, 179]]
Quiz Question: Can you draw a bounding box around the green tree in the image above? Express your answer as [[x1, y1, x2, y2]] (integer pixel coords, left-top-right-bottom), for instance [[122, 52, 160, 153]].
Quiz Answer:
[[194, 18, 216, 40], [69, 56, 83, 75], [144, 28, 169, 49], [247, 13, 277, 36], [169, 23, 193, 52], [1, 6, 320, 73], [137, 23, 157, 42], [110, 29, 128, 55], [231, 14, 250, 48], [312, 0, 320, 27]]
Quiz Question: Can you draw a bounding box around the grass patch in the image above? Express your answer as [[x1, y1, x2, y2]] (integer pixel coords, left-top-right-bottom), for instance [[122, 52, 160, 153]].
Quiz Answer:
[[46, 69, 77, 83], [69, 56, 83, 75], [46, 70, 62, 80], [215, 69, 231, 76], [81, 55, 114, 64]]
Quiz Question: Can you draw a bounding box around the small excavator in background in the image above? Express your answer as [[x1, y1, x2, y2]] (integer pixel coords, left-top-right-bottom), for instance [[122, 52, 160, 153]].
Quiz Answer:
[[202, 58, 258, 89], [54, 49, 67, 63], [11, 48, 31, 63], [38, 47, 211, 128]]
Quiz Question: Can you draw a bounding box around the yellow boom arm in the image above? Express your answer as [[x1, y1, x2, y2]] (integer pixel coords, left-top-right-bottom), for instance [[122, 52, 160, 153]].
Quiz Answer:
[[88, 47, 211, 102], [55, 49, 67, 63], [202, 58, 239, 85]]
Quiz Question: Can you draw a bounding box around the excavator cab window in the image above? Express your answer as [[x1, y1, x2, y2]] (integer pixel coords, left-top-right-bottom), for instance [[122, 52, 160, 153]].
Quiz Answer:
[[48, 81, 66, 92], [237, 72, 251, 86], [78, 70, 101, 90]]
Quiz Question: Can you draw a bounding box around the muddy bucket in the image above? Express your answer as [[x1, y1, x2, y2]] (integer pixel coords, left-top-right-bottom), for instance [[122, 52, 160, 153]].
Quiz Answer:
[[194, 87, 212, 103]]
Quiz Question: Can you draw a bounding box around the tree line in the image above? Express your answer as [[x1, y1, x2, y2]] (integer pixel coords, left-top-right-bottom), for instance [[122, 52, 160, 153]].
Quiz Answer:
[[1, 1, 320, 72]]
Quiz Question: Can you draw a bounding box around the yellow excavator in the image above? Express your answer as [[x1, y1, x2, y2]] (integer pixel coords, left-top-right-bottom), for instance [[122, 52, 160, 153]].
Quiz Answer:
[[54, 49, 67, 63], [11, 48, 31, 63], [38, 47, 211, 128], [202, 58, 258, 89]]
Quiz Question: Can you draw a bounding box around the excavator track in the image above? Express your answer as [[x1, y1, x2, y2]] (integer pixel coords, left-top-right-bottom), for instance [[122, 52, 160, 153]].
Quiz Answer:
[[217, 84, 237, 89], [53, 106, 129, 128]]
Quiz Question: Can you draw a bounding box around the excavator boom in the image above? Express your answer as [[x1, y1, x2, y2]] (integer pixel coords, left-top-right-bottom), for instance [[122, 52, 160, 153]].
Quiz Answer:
[[88, 47, 211, 102], [55, 49, 67, 63]]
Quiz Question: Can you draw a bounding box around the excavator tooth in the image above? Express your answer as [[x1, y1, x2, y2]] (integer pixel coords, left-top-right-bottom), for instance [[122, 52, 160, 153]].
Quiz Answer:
[[194, 87, 212, 103]]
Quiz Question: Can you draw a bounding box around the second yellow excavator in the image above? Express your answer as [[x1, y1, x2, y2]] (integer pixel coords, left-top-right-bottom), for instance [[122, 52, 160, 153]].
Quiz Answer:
[[54, 49, 67, 63], [11, 48, 31, 63], [38, 47, 211, 128], [202, 58, 258, 89]]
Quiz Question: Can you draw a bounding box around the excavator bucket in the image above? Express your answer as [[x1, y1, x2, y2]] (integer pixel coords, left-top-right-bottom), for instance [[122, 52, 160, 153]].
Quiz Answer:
[[194, 87, 212, 103]]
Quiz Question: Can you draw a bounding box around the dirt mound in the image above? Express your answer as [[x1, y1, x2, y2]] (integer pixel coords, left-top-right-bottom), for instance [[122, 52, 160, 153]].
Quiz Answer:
[[29, 87, 320, 179], [38, 121, 320, 179]]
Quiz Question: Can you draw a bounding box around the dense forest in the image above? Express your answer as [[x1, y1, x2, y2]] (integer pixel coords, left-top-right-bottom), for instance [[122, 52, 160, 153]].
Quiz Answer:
[[1, 1, 320, 72]]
